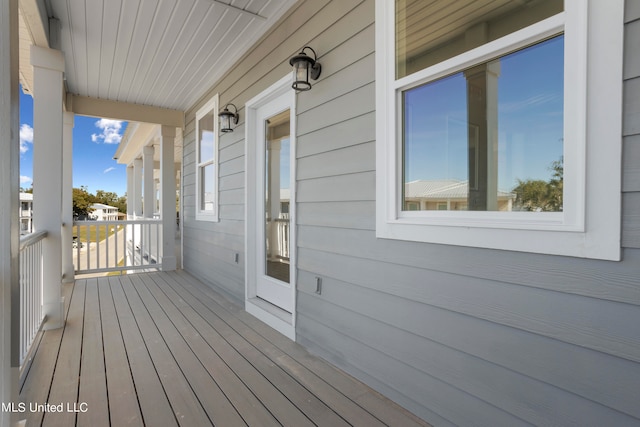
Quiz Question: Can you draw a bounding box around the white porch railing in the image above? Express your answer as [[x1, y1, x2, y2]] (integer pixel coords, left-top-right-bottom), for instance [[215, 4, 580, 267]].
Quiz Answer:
[[73, 219, 162, 275], [19, 230, 47, 366]]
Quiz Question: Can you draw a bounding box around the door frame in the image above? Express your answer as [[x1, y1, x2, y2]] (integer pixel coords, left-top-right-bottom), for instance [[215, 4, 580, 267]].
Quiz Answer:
[[245, 74, 296, 340]]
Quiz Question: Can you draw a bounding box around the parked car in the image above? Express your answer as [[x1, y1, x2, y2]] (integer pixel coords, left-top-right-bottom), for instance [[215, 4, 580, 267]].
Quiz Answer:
[[72, 237, 83, 249]]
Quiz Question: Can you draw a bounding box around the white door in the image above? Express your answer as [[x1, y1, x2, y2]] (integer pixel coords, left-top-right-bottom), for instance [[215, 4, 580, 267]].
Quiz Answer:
[[246, 75, 296, 320]]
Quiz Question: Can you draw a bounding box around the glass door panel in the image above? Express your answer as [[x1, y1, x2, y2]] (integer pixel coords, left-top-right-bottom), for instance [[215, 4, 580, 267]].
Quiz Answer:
[[264, 109, 291, 284]]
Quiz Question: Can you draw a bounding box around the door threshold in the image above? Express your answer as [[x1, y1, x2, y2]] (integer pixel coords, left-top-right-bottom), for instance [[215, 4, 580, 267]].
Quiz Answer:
[[246, 297, 295, 341]]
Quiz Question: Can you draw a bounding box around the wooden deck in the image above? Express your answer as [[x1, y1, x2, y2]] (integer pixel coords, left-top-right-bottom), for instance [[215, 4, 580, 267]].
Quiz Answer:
[[19, 271, 429, 426]]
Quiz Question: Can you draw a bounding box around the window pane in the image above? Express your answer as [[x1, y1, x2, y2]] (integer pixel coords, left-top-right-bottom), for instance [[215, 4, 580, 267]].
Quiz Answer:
[[198, 112, 215, 162], [395, 0, 563, 79], [403, 35, 564, 212], [200, 164, 215, 211]]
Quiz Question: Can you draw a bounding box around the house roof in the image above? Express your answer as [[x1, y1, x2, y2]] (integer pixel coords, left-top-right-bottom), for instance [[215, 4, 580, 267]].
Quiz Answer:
[[404, 180, 516, 200], [19, 192, 33, 201], [18, 0, 297, 114], [90, 203, 118, 210]]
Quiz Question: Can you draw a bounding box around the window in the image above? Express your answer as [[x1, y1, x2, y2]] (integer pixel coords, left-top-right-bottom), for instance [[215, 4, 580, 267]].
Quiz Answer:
[[195, 94, 219, 221], [376, 0, 624, 260]]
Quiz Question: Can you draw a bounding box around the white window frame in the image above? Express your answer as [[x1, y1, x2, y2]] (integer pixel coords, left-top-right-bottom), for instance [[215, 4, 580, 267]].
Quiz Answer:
[[375, 0, 624, 261], [195, 94, 219, 222]]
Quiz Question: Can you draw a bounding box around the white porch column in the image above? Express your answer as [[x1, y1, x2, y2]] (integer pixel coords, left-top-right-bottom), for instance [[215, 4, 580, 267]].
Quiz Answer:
[[160, 126, 177, 271], [133, 158, 143, 217], [143, 145, 155, 219], [154, 178, 160, 216], [62, 112, 74, 283], [126, 165, 134, 218], [31, 45, 65, 330], [1, 0, 20, 422]]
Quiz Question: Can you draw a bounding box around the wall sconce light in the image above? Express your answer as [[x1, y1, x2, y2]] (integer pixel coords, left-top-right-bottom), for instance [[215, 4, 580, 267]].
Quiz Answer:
[[218, 103, 239, 133], [289, 46, 321, 91]]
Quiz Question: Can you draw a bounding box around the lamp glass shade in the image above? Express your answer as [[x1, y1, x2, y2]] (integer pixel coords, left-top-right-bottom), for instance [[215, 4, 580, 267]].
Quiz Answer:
[[220, 112, 232, 132], [290, 53, 314, 91]]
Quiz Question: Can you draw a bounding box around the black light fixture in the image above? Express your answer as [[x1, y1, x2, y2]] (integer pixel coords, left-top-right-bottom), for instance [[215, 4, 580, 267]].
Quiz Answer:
[[218, 103, 239, 133], [289, 46, 321, 91]]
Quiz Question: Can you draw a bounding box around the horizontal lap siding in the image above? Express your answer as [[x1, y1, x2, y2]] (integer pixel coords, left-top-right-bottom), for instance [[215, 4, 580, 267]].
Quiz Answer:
[[180, 0, 640, 425], [293, 0, 640, 425]]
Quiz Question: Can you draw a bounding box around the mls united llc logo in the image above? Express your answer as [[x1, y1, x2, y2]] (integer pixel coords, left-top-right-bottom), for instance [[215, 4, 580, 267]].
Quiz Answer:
[[2, 402, 88, 413]]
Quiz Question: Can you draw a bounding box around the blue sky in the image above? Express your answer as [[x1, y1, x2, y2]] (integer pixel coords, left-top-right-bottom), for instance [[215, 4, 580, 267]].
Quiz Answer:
[[19, 87, 127, 196]]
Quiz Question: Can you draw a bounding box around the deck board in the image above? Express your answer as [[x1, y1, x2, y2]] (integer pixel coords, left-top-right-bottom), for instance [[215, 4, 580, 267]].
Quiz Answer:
[[77, 278, 110, 427], [42, 279, 85, 427], [19, 282, 74, 427], [99, 278, 143, 427], [19, 271, 430, 427], [135, 272, 281, 427], [108, 276, 178, 427]]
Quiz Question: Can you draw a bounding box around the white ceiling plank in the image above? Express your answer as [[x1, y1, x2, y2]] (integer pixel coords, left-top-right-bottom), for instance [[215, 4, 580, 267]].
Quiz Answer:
[[85, 0, 105, 99], [33, 0, 297, 111], [97, 0, 121, 99], [117, 0, 160, 102], [136, 0, 197, 105], [127, 0, 178, 104], [171, 14, 254, 108], [159, 8, 244, 107], [147, 2, 226, 107], [140, 0, 214, 106], [107, 0, 142, 100], [211, 0, 266, 20], [67, 0, 89, 95]]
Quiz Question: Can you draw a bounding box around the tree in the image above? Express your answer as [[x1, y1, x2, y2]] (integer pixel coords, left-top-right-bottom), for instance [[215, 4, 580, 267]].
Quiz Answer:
[[513, 157, 563, 212], [72, 187, 95, 217], [94, 189, 127, 213]]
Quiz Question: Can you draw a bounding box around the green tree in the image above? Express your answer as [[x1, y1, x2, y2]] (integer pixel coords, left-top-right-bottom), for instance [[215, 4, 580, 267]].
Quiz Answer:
[[94, 189, 127, 213], [72, 187, 95, 217], [513, 157, 563, 212]]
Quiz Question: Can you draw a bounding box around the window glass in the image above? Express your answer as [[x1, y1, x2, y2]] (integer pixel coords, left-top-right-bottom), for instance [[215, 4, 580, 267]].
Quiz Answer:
[[198, 113, 215, 162], [402, 35, 564, 212], [200, 164, 215, 211], [395, 0, 563, 79]]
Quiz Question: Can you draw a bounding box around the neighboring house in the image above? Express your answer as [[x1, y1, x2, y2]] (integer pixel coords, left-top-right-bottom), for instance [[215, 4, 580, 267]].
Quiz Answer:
[[88, 203, 118, 221], [404, 179, 516, 211], [19, 192, 33, 235], [3, 0, 640, 426]]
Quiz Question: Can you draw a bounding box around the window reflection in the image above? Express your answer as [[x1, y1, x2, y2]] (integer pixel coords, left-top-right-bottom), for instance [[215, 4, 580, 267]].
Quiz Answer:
[[402, 35, 564, 212]]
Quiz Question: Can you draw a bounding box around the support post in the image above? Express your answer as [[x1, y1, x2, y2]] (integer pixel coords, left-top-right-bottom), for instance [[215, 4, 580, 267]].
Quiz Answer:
[[31, 45, 65, 331], [62, 112, 74, 283], [133, 158, 143, 217], [160, 126, 177, 271], [126, 165, 134, 218], [1, 0, 20, 424], [143, 145, 155, 219]]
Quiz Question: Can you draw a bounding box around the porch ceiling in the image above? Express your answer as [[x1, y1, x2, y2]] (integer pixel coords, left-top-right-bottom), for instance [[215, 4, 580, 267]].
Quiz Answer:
[[19, 0, 296, 112]]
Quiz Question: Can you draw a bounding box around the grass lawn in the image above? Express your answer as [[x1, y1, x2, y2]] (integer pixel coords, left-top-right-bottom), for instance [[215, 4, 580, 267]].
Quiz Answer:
[[74, 224, 124, 243], [107, 258, 126, 276]]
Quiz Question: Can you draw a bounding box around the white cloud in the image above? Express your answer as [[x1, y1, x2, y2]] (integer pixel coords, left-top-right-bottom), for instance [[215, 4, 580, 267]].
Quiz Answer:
[[20, 175, 32, 184], [20, 124, 33, 154], [103, 167, 116, 174], [92, 119, 123, 144]]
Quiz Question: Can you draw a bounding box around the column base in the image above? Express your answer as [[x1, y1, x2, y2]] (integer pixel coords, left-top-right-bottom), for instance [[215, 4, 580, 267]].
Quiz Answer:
[[161, 256, 177, 271], [42, 297, 65, 330]]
